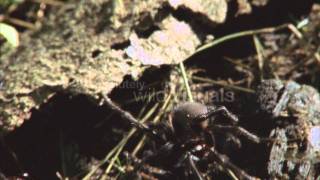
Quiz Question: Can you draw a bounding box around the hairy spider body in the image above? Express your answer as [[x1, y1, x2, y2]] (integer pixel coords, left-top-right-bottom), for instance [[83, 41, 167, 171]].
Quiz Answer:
[[168, 102, 260, 180], [103, 96, 262, 180]]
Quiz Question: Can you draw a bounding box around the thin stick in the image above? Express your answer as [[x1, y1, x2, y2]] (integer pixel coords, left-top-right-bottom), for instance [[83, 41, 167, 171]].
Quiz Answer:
[[253, 35, 264, 80], [4, 16, 36, 30], [223, 56, 251, 70], [31, 0, 64, 6], [83, 101, 159, 180], [179, 62, 194, 102], [287, 24, 303, 39], [132, 94, 172, 156], [103, 97, 167, 177], [315, 52, 320, 64], [187, 153, 204, 180], [192, 76, 255, 93], [194, 24, 289, 54], [103, 140, 126, 176]]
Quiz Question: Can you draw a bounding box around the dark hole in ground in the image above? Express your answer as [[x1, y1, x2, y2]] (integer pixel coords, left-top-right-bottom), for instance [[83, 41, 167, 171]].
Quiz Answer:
[[110, 40, 130, 50], [135, 25, 162, 39], [1, 94, 130, 179], [0, 66, 171, 179], [91, 49, 102, 58]]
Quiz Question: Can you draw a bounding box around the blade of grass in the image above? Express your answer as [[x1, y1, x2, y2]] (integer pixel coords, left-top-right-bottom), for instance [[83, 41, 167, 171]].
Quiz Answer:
[[31, 0, 64, 6], [315, 52, 320, 64], [253, 35, 265, 80], [132, 94, 172, 156], [83, 102, 159, 180], [104, 94, 172, 177], [194, 24, 289, 54], [179, 62, 194, 102], [3, 16, 36, 30], [223, 57, 251, 70], [287, 24, 303, 39], [192, 76, 255, 94]]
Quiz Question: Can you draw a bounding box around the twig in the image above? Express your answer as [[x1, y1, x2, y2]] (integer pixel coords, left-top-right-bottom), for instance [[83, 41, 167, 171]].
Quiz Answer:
[[83, 99, 159, 180], [187, 153, 204, 180], [253, 35, 264, 80], [315, 52, 320, 65], [223, 57, 251, 70], [192, 76, 255, 93], [194, 24, 289, 54], [3, 16, 36, 30], [179, 62, 194, 102], [132, 94, 172, 156], [31, 0, 64, 6], [287, 24, 303, 39]]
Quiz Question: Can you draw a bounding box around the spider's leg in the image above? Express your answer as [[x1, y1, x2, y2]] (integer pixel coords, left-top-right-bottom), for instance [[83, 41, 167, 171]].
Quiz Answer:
[[142, 142, 175, 162], [103, 95, 164, 143], [193, 106, 238, 124], [124, 151, 171, 177], [130, 142, 175, 176], [209, 147, 259, 180], [187, 152, 205, 180], [211, 125, 262, 144]]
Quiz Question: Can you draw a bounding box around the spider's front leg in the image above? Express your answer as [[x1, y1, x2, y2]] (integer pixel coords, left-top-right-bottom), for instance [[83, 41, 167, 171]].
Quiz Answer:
[[124, 151, 172, 179], [192, 105, 239, 124], [103, 95, 164, 143], [192, 105, 269, 144], [211, 125, 262, 144]]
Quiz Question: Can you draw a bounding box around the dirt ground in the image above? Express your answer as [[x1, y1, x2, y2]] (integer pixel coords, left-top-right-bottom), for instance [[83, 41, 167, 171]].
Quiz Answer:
[[0, 0, 320, 179]]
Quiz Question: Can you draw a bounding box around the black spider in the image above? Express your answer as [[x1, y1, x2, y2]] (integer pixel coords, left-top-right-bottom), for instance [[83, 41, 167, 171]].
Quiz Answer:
[[103, 95, 264, 180]]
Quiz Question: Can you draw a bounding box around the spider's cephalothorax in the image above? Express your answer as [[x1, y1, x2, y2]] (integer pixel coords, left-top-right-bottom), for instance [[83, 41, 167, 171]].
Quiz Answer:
[[104, 96, 262, 180], [170, 102, 211, 140]]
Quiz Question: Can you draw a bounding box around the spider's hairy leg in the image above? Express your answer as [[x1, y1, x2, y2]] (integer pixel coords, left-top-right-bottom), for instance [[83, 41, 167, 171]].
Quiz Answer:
[[141, 142, 175, 162], [103, 95, 164, 143], [209, 147, 259, 180], [134, 142, 175, 174], [193, 106, 239, 124], [124, 151, 171, 178], [211, 125, 262, 144]]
